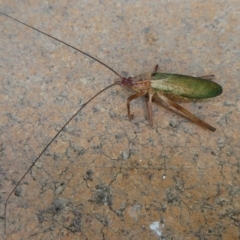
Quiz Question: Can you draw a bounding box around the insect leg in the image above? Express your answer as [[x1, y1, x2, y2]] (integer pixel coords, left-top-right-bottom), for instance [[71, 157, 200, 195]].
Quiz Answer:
[[156, 93, 216, 131], [127, 92, 147, 120], [153, 64, 159, 73], [146, 92, 154, 126], [197, 75, 215, 80]]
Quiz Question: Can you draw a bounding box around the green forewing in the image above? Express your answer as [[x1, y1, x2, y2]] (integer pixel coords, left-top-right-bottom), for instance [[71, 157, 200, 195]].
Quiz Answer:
[[151, 73, 222, 99]]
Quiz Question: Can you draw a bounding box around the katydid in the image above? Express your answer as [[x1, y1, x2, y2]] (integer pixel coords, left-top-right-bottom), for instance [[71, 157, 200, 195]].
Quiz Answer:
[[120, 67, 222, 130], [1, 12, 222, 235]]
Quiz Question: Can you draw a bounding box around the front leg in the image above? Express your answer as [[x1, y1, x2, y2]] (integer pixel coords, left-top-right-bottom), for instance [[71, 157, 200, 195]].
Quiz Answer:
[[127, 92, 147, 120]]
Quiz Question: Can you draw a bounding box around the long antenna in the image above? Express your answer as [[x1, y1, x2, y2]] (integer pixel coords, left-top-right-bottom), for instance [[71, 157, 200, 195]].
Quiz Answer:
[[1, 12, 122, 235], [0, 12, 123, 79], [4, 82, 116, 234]]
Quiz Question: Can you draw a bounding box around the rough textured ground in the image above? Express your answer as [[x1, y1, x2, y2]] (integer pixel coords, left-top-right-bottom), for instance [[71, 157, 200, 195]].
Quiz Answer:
[[0, 1, 239, 239]]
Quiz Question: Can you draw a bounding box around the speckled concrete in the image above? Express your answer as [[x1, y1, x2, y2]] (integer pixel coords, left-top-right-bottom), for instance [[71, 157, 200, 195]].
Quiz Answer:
[[0, 1, 240, 239]]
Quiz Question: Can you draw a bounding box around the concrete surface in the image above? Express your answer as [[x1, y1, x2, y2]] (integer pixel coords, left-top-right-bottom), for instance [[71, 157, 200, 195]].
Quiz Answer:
[[0, 0, 239, 239]]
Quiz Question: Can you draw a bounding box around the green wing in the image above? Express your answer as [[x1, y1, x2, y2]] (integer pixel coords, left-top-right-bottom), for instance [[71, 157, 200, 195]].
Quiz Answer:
[[151, 73, 222, 99]]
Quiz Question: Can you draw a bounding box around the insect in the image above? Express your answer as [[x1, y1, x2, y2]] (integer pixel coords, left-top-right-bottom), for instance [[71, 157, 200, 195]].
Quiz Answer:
[[1, 12, 222, 235]]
